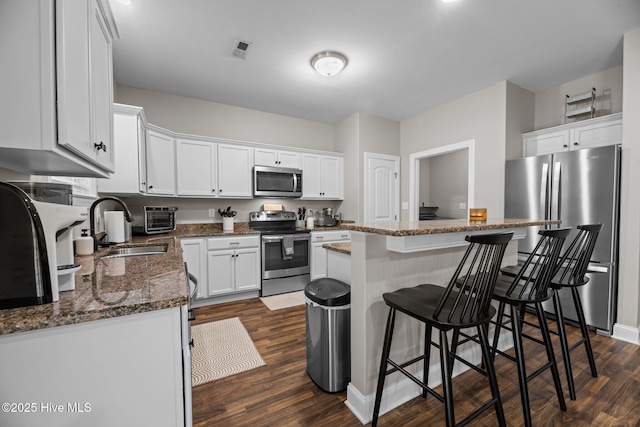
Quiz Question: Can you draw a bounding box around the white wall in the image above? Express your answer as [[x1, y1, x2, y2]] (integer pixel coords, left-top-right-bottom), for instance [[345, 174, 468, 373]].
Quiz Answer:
[[534, 66, 623, 130], [428, 150, 468, 219], [400, 82, 508, 221], [615, 29, 640, 343], [115, 85, 335, 151], [334, 114, 359, 222]]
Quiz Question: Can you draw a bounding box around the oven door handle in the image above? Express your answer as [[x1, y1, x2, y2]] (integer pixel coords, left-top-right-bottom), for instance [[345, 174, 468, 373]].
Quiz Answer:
[[262, 235, 310, 243]]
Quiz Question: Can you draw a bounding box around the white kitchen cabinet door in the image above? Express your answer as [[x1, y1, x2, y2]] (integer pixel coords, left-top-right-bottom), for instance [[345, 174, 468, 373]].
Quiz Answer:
[[254, 148, 301, 169], [320, 156, 342, 199], [254, 148, 279, 167], [524, 130, 571, 157], [181, 238, 207, 299], [310, 231, 350, 280], [218, 144, 253, 198], [302, 154, 344, 200], [176, 139, 217, 196], [278, 150, 302, 169], [311, 242, 329, 280], [146, 130, 176, 195], [207, 250, 235, 296], [89, 0, 115, 171], [234, 248, 261, 292], [572, 117, 622, 150], [98, 104, 147, 194], [302, 155, 323, 198], [56, 0, 114, 172]]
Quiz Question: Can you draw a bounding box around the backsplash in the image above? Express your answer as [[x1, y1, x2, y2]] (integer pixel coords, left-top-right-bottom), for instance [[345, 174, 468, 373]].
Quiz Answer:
[[117, 196, 343, 225]]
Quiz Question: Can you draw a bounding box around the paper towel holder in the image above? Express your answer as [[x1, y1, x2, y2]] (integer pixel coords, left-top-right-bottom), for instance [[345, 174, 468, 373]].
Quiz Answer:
[[89, 196, 134, 252]]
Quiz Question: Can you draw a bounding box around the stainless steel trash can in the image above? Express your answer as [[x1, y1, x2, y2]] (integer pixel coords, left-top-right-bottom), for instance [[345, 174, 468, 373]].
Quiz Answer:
[[305, 278, 350, 393]]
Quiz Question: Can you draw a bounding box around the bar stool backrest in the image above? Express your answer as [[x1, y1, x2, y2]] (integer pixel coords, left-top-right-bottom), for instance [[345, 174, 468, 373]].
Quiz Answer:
[[554, 224, 603, 287], [435, 232, 513, 323], [506, 228, 571, 300]]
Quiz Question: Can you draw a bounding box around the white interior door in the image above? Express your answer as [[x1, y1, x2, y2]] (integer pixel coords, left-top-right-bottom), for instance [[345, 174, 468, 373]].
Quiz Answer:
[[364, 152, 399, 223]]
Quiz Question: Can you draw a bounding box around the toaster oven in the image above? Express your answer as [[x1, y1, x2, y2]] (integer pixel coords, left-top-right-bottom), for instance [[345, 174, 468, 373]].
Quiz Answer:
[[132, 206, 178, 235]]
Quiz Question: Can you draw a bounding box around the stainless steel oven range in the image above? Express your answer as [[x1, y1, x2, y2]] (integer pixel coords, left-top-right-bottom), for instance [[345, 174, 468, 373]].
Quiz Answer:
[[249, 210, 310, 297]]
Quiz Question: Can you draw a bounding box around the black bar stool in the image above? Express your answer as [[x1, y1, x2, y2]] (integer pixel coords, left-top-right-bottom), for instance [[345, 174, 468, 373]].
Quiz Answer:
[[487, 228, 571, 427], [372, 232, 513, 427], [501, 224, 602, 401]]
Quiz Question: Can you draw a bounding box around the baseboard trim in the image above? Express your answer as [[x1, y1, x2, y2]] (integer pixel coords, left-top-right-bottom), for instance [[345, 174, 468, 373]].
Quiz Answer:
[[612, 323, 640, 345]]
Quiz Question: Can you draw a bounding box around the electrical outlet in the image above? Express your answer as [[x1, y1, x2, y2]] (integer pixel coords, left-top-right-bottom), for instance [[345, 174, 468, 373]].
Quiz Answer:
[[208, 209, 216, 218], [459, 202, 466, 210]]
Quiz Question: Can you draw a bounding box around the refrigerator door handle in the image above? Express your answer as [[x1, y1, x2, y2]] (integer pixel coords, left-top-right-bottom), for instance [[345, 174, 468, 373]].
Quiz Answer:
[[587, 263, 609, 273], [551, 161, 561, 221], [541, 162, 549, 220]]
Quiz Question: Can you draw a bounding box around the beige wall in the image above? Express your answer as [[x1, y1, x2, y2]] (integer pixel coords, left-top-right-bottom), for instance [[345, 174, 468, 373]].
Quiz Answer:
[[335, 114, 359, 222], [505, 81, 535, 160], [616, 28, 640, 340], [400, 81, 508, 220], [335, 113, 400, 223], [534, 66, 623, 130], [115, 85, 335, 151]]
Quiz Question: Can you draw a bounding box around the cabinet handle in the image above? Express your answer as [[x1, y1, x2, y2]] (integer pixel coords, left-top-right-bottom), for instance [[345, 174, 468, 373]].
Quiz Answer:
[[574, 142, 579, 146], [563, 144, 568, 148], [94, 141, 107, 152], [141, 182, 146, 186], [149, 185, 154, 189]]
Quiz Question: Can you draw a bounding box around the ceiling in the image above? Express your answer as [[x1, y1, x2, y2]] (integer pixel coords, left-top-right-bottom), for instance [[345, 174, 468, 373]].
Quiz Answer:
[[109, 0, 640, 124]]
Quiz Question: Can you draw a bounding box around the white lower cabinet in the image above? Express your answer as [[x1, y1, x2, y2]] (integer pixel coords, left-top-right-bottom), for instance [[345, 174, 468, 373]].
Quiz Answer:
[[310, 230, 351, 280], [181, 238, 207, 299], [182, 235, 260, 302], [0, 308, 187, 427]]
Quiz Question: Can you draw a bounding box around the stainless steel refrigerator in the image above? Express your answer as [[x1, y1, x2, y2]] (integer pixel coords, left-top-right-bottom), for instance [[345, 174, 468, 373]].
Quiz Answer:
[[505, 144, 620, 335]]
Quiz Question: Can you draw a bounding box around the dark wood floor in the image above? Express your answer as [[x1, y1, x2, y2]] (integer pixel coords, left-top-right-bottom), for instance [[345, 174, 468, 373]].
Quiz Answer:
[[191, 297, 640, 426]]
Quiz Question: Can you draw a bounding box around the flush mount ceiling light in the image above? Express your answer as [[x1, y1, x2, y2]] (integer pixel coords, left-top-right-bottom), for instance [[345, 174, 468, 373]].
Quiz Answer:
[[310, 51, 348, 77]]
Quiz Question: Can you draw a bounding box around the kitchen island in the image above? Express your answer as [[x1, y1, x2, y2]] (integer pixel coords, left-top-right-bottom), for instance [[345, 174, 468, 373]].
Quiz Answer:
[[337, 218, 559, 424]]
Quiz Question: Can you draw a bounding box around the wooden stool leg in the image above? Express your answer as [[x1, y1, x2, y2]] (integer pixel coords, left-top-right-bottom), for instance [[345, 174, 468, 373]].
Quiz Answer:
[[478, 325, 506, 427], [572, 287, 598, 378], [510, 304, 533, 427], [439, 329, 455, 427], [553, 290, 577, 400], [535, 302, 567, 412], [372, 308, 397, 427]]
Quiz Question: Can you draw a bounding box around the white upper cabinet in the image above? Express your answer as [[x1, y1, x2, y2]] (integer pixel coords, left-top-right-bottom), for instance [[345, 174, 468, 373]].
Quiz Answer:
[[302, 154, 344, 200], [255, 148, 301, 169], [218, 144, 254, 198], [175, 140, 252, 198], [98, 104, 147, 194], [176, 139, 217, 196], [0, 0, 118, 177], [523, 113, 622, 157], [146, 130, 176, 196]]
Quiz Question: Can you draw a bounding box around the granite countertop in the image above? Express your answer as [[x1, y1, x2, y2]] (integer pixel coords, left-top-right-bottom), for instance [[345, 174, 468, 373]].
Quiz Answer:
[[0, 222, 263, 336], [339, 218, 561, 237], [0, 220, 360, 336], [322, 242, 352, 255]]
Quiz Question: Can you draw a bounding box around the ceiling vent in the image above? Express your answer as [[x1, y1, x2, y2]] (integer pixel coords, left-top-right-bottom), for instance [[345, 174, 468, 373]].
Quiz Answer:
[[231, 39, 252, 60]]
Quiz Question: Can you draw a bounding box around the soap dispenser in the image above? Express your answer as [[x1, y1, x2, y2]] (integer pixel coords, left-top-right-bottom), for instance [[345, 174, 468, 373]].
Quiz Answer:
[[75, 229, 94, 256]]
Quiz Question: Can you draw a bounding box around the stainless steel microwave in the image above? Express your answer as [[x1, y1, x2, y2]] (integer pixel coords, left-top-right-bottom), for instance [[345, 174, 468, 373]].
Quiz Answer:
[[132, 206, 178, 235], [253, 166, 303, 198]]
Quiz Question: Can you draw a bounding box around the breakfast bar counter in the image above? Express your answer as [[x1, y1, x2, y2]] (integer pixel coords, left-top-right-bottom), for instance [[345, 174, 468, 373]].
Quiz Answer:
[[339, 218, 559, 424]]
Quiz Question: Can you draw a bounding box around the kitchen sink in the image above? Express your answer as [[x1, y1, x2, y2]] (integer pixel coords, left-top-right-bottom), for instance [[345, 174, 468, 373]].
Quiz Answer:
[[101, 244, 168, 259]]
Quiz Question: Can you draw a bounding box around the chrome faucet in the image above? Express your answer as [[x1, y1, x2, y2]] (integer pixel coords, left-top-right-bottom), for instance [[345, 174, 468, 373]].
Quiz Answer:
[[89, 196, 134, 251]]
